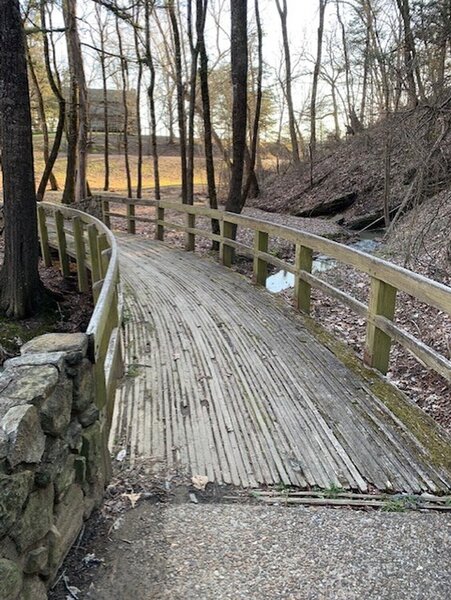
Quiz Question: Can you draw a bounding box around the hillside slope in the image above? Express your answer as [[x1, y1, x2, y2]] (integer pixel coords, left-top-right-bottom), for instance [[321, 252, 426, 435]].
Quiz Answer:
[[253, 99, 451, 231]]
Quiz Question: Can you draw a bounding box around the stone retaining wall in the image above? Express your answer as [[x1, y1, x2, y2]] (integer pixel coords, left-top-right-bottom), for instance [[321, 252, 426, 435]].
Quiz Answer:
[[0, 333, 111, 599]]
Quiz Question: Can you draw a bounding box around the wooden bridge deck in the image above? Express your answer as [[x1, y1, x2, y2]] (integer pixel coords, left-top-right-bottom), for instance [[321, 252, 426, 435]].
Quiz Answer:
[[110, 235, 451, 494]]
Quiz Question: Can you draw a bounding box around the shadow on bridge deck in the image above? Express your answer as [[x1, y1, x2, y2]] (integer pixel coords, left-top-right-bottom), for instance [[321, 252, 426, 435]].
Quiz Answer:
[[110, 235, 451, 495]]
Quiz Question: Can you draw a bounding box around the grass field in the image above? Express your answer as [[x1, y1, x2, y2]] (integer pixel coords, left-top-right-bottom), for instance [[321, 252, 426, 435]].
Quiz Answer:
[[31, 154, 212, 195]]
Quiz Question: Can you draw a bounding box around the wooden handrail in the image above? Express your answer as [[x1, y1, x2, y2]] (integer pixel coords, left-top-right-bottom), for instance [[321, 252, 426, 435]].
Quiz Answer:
[[38, 201, 123, 419], [94, 194, 451, 382]]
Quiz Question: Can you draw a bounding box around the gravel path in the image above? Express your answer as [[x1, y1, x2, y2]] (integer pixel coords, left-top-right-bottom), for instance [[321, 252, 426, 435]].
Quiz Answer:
[[81, 503, 450, 600]]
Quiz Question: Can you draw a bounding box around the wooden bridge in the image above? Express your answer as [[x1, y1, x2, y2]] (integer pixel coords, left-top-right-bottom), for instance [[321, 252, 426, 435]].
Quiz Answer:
[[37, 197, 451, 497]]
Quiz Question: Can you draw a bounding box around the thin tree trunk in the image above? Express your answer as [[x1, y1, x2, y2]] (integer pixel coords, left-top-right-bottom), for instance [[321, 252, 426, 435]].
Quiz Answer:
[[310, 0, 327, 185], [187, 0, 200, 206], [242, 0, 263, 204], [196, 0, 220, 244], [133, 18, 143, 199], [168, 0, 188, 203], [116, 17, 132, 198], [95, 5, 110, 191], [26, 46, 58, 191], [144, 1, 161, 200], [37, 0, 66, 202], [0, 0, 44, 317], [275, 0, 300, 170]]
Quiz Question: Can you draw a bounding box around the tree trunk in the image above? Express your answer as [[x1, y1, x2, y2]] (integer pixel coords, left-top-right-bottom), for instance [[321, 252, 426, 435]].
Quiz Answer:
[[242, 0, 263, 204], [395, 0, 419, 107], [275, 0, 301, 170], [95, 4, 110, 191], [197, 0, 220, 244], [116, 17, 132, 198], [168, 0, 188, 204], [133, 16, 143, 199], [0, 0, 43, 318], [26, 45, 58, 191], [37, 0, 66, 203], [187, 0, 200, 206], [310, 0, 327, 158], [225, 0, 248, 216], [144, 1, 161, 200]]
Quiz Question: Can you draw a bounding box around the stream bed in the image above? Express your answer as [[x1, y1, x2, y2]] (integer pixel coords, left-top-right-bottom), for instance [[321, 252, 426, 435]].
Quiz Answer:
[[266, 235, 382, 294]]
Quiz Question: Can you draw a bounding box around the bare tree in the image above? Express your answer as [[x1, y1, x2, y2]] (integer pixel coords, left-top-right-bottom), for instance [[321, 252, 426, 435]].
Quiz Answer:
[[275, 0, 301, 170], [225, 0, 248, 215]]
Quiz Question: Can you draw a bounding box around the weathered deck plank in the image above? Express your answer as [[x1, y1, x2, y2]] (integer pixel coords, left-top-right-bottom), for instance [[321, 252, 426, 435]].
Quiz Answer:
[[110, 236, 451, 493]]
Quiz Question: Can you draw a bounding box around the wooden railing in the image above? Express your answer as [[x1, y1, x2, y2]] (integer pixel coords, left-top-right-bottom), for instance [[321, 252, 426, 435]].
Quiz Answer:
[[38, 202, 123, 426], [98, 194, 451, 383]]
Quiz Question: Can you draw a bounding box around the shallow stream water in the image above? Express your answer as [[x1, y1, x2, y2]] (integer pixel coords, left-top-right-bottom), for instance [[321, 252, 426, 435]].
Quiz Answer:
[[266, 234, 382, 294]]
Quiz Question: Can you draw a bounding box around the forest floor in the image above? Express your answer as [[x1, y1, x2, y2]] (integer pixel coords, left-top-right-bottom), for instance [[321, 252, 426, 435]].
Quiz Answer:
[[0, 238, 93, 365]]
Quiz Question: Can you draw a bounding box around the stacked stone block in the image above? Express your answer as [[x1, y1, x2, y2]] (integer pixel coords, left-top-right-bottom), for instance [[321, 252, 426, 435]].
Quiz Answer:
[[0, 333, 111, 599]]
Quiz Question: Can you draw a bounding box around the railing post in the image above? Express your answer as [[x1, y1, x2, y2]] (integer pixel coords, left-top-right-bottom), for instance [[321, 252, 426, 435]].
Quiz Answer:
[[37, 205, 52, 267], [220, 219, 234, 267], [73, 216, 89, 292], [364, 277, 397, 374], [87, 225, 101, 283], [185, 211, 195, 251], [102, 199, 110, 229], [97, 233, 110, 279], [294, 244, 313, 314], [127, 201, 136, 235], [253, 230, 268, 285], [54, 210, 70, 278], [156, 202, 164, 241]]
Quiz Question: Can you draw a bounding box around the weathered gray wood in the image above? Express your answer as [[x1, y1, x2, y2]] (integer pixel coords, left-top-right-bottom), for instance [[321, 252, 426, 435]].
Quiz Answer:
[[185, 213, 195, 251], [73, 216, 89, 292], [102, 199, 111, 229], [365, 278, 397, 374], [156, 205, 164, 241], [127, 203, 136, 234], [54, 209, 70, 277], [294, 245, 313, 313], [220, 220, 236, 267], [112, 238, 451, 494], [253, 230, 269, 286], [37, 204, 52, 267]]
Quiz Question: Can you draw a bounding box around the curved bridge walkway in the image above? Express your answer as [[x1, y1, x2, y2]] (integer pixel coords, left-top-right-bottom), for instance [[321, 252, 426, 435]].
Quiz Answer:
[[110, 234, 451, 495]]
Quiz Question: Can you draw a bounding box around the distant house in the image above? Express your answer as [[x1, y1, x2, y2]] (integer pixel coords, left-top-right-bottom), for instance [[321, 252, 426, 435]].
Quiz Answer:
[[88, 88, 138, 134]]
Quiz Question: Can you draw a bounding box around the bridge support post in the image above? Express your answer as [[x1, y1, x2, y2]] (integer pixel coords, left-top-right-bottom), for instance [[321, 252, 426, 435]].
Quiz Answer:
[[253, 230, 268, 286], [364, 278, 397, 374], [294, 245, 313, 314], [185, 213, 195, 251], [220, 220, 234, 267], [156, 204, 165, 241], [55, 210, 71, 278], [37, 205, 52, 267], [102, 200, 111, 229], [127, 202, 136, 235]]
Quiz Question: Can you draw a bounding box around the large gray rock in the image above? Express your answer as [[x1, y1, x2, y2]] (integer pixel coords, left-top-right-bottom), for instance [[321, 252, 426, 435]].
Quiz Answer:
[[1, 405, 45, 467], [73, 359, 95, 412], [3, 352, 66, 372], [21, 575, 47, 600], [35, 437, 69, 488], [0, 558, 23, 599], [54, 454, 75, 500], [40, 378, 73, 436], [24, 545, 48, 575], [22, 333, 88, 359], [0, 471, 34, 538], [0, 364, 58, 409], [12, 484, 54, 553], [0, 429, 8, 459], [48, 484, 84, 578]]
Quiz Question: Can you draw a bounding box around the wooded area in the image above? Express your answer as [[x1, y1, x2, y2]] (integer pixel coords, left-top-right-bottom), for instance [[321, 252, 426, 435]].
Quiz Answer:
[[1, 0, 451, 316]]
